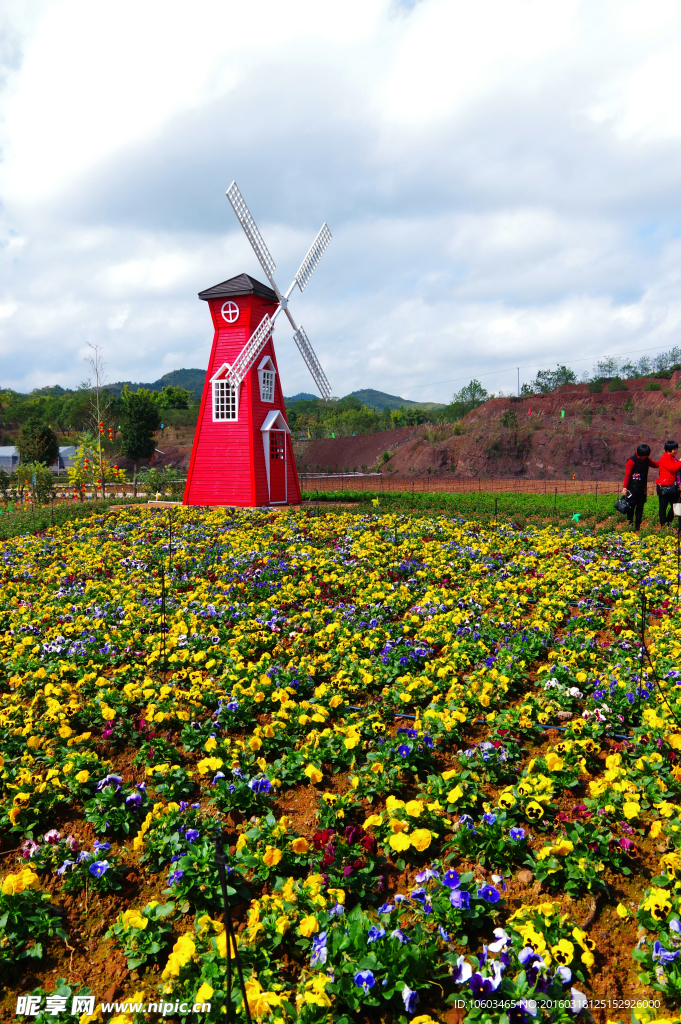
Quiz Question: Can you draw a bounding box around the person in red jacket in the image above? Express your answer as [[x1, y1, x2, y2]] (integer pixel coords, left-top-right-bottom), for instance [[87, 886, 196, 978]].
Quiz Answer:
[[622, 444, 658, 531], [656, 439, 681, 526]]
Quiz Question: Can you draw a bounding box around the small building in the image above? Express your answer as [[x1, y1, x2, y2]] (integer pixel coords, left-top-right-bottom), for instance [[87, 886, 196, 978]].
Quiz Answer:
[[0, 447, 18, 473], [0, 446, 77, 474], [55, 447, 77, 473]]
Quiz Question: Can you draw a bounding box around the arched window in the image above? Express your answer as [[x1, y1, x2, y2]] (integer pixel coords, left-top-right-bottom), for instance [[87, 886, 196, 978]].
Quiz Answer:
[[258, 356, 276, 403]]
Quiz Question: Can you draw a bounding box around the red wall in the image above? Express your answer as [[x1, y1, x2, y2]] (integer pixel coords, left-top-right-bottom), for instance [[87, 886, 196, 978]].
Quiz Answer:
[[183, 291, 301, 507]]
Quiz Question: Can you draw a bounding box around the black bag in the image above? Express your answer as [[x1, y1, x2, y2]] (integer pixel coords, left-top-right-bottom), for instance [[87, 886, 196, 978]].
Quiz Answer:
[[614, 494, 634, 515], [659, 483, 679, 499]]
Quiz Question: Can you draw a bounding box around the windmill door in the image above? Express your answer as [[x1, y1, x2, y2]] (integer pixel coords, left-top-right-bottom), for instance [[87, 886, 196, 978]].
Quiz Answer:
[[269, 430, 286, 503]]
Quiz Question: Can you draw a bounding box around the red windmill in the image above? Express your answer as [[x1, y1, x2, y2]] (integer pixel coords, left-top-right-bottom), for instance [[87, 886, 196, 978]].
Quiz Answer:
[[183, 182, 332, 508]]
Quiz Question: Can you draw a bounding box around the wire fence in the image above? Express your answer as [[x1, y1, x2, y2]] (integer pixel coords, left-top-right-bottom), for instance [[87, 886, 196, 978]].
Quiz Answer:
[[300, 475, 621, 496]]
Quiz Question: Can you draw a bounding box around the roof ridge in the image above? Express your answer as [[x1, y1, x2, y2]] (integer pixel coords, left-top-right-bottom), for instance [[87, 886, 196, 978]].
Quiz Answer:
[[198, 273, 278, 302]]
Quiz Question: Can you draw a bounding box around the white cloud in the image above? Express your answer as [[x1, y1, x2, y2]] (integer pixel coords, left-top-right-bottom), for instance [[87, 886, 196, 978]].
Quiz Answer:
[[2, 0, 681, 402], [1, 0, 385, 202], [376, 0, 580, 123]]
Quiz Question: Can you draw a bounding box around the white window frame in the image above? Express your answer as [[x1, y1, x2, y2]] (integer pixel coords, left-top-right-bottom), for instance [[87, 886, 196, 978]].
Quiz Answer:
[[257, 356, 276, 404], [210, 364, 240, 421]]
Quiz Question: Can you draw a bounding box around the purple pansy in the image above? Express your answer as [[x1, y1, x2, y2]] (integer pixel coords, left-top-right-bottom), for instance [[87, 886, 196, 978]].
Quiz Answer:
[[477, 884, 501, 903], [89, 860, 109, 878], [354, 970, 375, 990]]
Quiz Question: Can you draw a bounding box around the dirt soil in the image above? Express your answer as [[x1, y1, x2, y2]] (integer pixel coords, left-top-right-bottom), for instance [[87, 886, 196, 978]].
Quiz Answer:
[[294, 371, 681, 482]]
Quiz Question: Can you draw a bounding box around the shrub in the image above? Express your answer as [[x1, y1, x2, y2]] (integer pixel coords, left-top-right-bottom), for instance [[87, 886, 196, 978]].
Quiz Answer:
[[608, 377, 627, 392], [587, 380, 603, 393], [106, 900, 175, 969], [646, 382, 662, 392]]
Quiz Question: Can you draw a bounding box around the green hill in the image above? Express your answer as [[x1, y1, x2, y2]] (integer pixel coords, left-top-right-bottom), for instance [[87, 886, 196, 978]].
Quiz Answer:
[[284, 392, 319, 404], [283, 389, 446, 411], [20, 376, 441, 411], [348, 389, 445, 411], [107, 368, 206, 401]]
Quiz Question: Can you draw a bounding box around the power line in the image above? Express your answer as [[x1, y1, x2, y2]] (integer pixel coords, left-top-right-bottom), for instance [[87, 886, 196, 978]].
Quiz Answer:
[[406, 342, 680, 393]]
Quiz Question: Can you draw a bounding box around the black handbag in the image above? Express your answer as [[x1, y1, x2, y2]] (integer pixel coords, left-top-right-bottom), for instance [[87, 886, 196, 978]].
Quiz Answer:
[[614, 494, 634, 515], [659, 484, 679, 499]]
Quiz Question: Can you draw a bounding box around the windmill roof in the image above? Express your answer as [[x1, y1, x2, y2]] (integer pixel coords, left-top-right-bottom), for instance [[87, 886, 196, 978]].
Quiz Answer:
[[198, 274, 278, 302]]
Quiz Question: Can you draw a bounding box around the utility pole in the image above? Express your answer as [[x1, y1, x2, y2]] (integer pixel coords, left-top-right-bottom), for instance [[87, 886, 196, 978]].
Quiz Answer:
[[517, 367, 520, 397]]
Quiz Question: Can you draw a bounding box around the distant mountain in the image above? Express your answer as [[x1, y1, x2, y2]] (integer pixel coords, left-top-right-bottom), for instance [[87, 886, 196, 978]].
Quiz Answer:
[[348, 389, 445, 411], [284, 388, 446, 410], [107, 368, 206, 401], [284, 393, 319, 404], [24, 374, 443, 411]]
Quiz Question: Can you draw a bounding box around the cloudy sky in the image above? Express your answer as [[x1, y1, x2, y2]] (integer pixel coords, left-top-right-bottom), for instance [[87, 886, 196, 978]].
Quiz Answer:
[[2, 0, 681, 402]]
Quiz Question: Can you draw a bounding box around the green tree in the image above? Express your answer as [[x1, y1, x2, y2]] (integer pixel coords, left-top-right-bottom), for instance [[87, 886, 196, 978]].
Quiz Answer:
[[119, 387, 161, 495], [138, 464, 183, 499], [443, 380, 490, 421], [156, 385, 192, 409], [594, 357, 620, 380], [336, 395, 363, 412], [16, 417, 59, 466], [533, 365, 577, 393], [455, 380, 489, 406], [66, 432, 127, 502], [15, 462, 55, 503]]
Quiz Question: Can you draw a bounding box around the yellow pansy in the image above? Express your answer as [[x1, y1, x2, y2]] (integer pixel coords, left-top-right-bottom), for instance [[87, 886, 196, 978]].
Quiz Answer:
[[304, 764, 323, 785], [389, 832, 411, 853], [298, 915, 319, 937], [410, 829, 432, 852]]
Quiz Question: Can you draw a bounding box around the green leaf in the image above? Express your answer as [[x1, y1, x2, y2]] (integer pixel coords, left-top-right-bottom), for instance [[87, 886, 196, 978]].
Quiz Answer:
[[153, 902, 175, 918]]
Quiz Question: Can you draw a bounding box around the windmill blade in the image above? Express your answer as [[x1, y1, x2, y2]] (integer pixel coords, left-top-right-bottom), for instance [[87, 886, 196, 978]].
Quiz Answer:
[[226, 181, 277, 280], [293, 326, 332, 400], [294, 223, 332, 293], [229, 314, 275, 386]]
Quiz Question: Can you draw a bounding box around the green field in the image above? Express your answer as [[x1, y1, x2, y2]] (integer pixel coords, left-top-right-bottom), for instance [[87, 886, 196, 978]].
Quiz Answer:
[[300, 487, 651, 529]]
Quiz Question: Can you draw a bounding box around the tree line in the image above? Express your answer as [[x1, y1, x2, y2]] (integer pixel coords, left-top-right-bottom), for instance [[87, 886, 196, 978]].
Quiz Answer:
[[0, 382, 194, 436], [4, 379, 192, 499], [519, 347, 681, 395]]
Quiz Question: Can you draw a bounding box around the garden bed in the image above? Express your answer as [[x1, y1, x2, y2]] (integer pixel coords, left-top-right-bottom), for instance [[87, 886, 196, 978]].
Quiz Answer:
[[0, 505, 679, 1022]]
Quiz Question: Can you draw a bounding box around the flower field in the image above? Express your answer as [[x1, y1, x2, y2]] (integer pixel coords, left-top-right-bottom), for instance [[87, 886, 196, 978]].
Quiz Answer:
[[2, 506, 681, 1023]]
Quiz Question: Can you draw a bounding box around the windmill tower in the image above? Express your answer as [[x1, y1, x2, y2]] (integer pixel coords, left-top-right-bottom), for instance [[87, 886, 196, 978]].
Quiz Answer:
[[183, 183, 332, 507]]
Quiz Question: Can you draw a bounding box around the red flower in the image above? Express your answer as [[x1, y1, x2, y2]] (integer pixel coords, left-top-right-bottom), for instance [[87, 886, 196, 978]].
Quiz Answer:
[[313, 828, 334, 851], [361, 833, 376, 854], [344, 825, 363, 846], [321, 845, 336, 868]]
